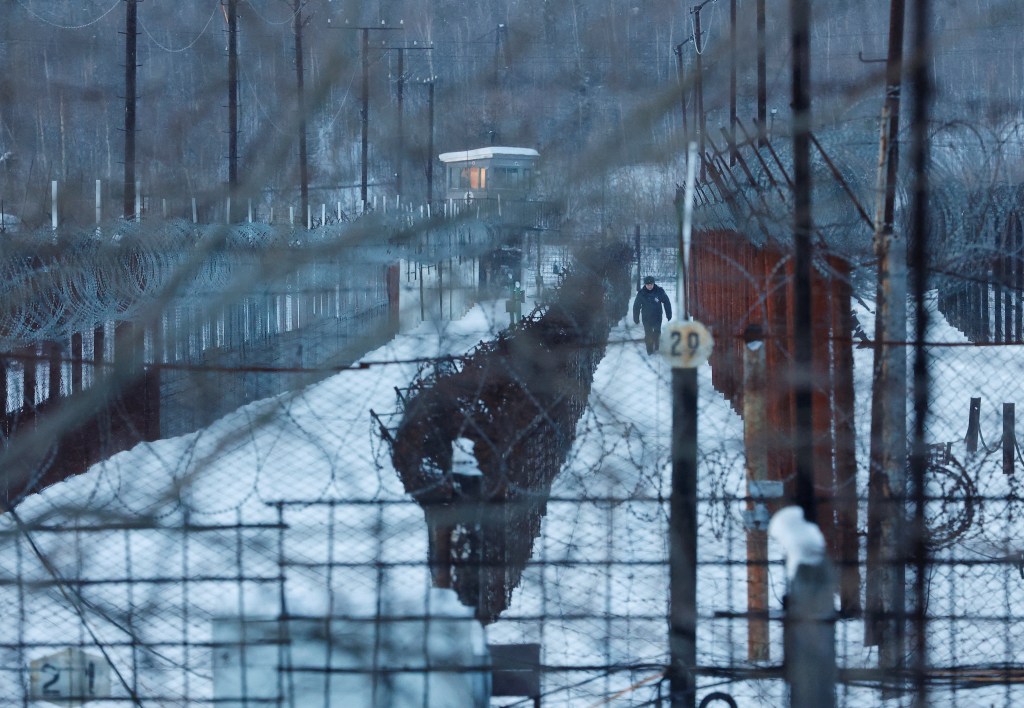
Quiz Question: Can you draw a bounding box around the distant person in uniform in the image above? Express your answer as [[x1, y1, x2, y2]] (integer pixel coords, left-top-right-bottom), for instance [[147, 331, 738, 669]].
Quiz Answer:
[[633, 276, 672, 355]]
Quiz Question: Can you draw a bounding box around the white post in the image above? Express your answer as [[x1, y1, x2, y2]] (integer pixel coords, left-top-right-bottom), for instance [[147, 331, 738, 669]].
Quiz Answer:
[[289, 206, 294, 226], [226, 196, 232, 224], [270, 207, 275, 224], [248, 199, 253, 223], [321, 203, 326, 226], [373, 195, 377, 211], [51, 180, 58, 230], [135, 179, 141, 222], [360, 199, 366, 214], [192, 197, 198, 224], [162, 198, 167, 219], [427, 203, 431, 218], [95, 179, 102, 225], [337, 201, 342, 221], [306, 204, 311, 229]]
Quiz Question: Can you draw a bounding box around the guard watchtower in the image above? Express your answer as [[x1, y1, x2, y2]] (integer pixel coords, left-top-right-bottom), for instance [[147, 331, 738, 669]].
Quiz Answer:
[[438, 147, 539, 202]]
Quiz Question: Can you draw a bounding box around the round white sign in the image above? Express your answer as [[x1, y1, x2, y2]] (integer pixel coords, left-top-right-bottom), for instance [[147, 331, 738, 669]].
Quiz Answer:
[[661, 320, 714, 368]]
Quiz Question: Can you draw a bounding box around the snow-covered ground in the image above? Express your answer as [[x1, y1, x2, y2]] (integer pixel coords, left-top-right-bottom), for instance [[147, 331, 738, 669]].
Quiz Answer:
[[2, 278, 1023, 707]]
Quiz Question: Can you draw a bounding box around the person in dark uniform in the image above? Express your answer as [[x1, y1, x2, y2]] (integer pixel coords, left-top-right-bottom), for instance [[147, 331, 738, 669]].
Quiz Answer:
[[632, 276, 672, 355]]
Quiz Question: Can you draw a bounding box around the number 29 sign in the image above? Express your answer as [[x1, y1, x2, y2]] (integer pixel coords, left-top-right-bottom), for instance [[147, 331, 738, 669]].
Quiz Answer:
[[661, 320, 714, 369]]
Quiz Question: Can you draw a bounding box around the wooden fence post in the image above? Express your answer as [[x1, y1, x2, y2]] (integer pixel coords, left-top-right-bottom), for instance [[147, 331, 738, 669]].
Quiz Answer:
[[22, 346, 37, 411], [743, 325, 772, 662], [1004, 402, 1015, 475], [965, 397, 981, 453], [46, 341, 61, 404]]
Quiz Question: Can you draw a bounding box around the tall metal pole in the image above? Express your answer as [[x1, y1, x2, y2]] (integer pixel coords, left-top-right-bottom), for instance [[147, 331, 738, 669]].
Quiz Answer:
[[669, 365, 698, 708], [123, 0, 137, 219], [790, 0, 816, 523], [669, 143, 699, 708]]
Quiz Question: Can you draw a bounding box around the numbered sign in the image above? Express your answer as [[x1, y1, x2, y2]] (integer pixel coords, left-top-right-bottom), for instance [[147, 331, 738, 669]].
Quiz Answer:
[[30, 648, 111, 705], [661, 320, 714, 368]]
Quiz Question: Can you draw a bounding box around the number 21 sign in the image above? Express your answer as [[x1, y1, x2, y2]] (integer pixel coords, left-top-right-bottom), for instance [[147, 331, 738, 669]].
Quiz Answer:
[[29, 648, 111, 705]]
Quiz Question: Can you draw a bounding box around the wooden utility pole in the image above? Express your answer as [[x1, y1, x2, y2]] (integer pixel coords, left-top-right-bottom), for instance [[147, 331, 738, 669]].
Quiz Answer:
[[692, 2, 710, 181], [396, 47, 404, 198], [123, 0, 138, 219], [729, 0, 737, 165], [391, 42, 432, 202], [908, 0, 932, 700], [293, 0, 309, 220], [743, 326, 771, 662], [866, 0, 908, 680], [674, 41, 691, 140], [426, 79, 435, 205], [227, 0, 239, 191], [337, 25, 403, 206], [757, 0, 767, 146], [361, 27, 369, 204]]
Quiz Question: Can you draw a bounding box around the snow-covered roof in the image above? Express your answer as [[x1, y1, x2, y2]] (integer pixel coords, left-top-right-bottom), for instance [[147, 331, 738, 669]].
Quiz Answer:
[[438, 146, 539, 163]]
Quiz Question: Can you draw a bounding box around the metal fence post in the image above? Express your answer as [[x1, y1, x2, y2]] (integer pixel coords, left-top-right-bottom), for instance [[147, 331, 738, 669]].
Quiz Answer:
[[784, 560, 836, 707], [771, 507, 836, 708]]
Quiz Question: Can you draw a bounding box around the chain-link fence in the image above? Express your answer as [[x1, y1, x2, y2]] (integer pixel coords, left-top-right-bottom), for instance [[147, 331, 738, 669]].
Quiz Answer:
[[6, 0, 1024, 705]]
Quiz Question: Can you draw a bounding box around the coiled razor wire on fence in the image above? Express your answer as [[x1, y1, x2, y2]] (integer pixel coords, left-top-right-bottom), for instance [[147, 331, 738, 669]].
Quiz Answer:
[[387, 240, 633, 623]]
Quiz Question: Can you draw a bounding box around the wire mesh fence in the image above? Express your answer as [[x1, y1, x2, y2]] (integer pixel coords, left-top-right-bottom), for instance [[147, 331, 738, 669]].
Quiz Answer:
[[0, 214, 1023, 707]]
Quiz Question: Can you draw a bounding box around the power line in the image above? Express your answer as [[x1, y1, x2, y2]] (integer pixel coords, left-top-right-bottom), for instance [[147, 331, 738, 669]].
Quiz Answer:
[[13, 0, 122, 30], [137, 1, 222, 54]]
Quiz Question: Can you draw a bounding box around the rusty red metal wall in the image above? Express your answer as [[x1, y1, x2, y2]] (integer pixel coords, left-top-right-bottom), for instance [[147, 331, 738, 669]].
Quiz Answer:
[[691, 230, 859, 607]]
